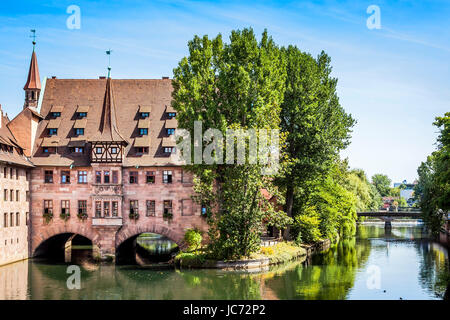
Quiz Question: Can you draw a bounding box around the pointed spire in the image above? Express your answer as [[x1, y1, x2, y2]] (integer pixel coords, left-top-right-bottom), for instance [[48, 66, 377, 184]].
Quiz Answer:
[[91, 77, 126, 143], [23, 50, 41, 90]]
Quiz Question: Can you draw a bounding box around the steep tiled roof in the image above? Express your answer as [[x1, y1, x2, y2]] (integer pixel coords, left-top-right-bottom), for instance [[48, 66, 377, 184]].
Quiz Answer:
[[0, 109, 33, 167], [31, 78, 182, 167]]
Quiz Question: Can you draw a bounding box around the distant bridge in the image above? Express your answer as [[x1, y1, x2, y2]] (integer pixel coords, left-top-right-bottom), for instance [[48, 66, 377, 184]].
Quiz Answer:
[[357, 207, 422, 228]]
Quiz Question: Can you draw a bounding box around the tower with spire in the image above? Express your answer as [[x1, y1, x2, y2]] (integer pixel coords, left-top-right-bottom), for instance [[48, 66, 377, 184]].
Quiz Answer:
[[23, 29, 41, 109]]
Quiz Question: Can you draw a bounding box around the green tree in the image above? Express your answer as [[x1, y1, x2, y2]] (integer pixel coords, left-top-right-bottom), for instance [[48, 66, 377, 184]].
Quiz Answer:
[[172, 28, 289, 259], [371, 174, 391, 197], [276, 45, 355, 237], [414, 112, 450, 235]]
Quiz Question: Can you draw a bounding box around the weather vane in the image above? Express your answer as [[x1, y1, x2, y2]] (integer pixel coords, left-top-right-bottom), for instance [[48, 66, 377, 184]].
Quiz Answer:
[[106, 49, 113, 78], [30, 29, 36, 50]]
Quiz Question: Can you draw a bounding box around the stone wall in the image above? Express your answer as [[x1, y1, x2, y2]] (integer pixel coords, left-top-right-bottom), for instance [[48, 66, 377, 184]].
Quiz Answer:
[[30, 165, 208, 260], [0, 164, 30, 266]]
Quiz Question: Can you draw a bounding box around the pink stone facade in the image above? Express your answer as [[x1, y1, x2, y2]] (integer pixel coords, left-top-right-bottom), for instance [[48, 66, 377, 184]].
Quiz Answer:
[[30, 166, 208, 259]]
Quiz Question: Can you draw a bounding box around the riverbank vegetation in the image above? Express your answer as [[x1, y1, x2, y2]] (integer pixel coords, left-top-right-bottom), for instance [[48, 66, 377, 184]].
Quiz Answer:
[[174, 241, 306, 268], [414, 112, 449, 235], [172, 28, 385, 261]]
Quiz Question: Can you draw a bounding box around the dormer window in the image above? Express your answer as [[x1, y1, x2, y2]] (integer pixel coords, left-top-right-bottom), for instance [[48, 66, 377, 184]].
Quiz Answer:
[[77, 112, 87, 118], [43, 147, 56, 154], [139, 128, 148, 136], [110, 147, 118, 154], [167, 112, 176, 119], [51, 112, 61, 118], [75, 128, 84, 136], [136, 147, 149, 155], [140, 112, 149, 119], [48, 128, 58, 136], [95, 147, 103, 154], [167, 128, 175, 135], [74, 147, 84, 153], [164, 147, 176, 154]]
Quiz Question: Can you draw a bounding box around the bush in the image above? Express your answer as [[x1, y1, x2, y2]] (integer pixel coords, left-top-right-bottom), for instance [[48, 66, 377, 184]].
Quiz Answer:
[[260, 246, 274, 255], [294, 214, 322, 244], [184, 229, 203, 251]]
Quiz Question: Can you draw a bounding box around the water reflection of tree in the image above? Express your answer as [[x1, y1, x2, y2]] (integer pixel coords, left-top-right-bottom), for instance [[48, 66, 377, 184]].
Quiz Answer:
[[265, 237, 372, 299], [416, 241, 450, 299]]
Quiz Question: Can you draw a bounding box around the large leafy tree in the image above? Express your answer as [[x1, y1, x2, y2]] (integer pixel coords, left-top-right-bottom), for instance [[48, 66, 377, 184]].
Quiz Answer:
[[414, 112, 450, 235], [276, 45, 355, 237], [371, 173, 392, 197], [172, 28, 289, 259]]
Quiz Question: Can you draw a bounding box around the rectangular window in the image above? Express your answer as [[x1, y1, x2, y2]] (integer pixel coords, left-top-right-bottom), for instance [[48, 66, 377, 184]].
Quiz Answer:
[[130, 200, 139, 215], [48, 128, 58, 135], [26, 212, 29, 226], [44, 170, 53, 183], [16, 213, 20, 226], [95, 171, 102, 183], [181, 170, 193, 184], [135, 147, 148, 154], [44, 200, 53, 215], [74, 147, 84, 153], [129, 171, 138, 184], [16, 169, 19, 180], [167, 112, 176, 119], [166, 128, 175, 135], [26, 191, 30, 202], [10, 213, 14, 227], [75, 128, 84, 136], [10, 190, 13, 201], [104, 201, 110, 217], [16, 190, 19, 202], [164, 147, 176, 154], [4, 213, 8, 228], [26, 171, 30, 181], [77, 112, 87, 118], [51, 112, 61, 118], [96, 147, 103, 154], [113, 170, 119, 184], [61, 171, 70, 184], [4, 189, 7, 201], [111, 147, 118, 154], [104, 171, 110, 184], [146, 171, 155, 184], [3, 167, 7, 178], [61, 200, 70, 215], [78, 200, 87, 216], [112, 201, 118, 217], [78, 171, 87, 184], [95, 201, 102, 218], [163, 200, 173, 217], [10, 168, 13, 179], [140, 112, 149, 118], [139, 128, 148, 136], [163, 170, 173, 184], [146, 200, 155, 217]]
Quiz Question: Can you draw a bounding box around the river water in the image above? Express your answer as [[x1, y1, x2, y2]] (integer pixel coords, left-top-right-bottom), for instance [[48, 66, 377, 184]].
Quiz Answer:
[[0, 223, 448, 300]]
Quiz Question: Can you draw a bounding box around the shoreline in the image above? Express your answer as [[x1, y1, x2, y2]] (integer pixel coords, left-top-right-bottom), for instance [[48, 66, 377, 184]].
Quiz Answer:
[[174, 239, 332, 271]]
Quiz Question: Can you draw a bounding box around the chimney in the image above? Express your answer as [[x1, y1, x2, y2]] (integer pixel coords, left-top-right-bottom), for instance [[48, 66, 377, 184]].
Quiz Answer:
[[99, 76, 106, 79], [162, 76, 169, 80], [51, 76, 57, 79]]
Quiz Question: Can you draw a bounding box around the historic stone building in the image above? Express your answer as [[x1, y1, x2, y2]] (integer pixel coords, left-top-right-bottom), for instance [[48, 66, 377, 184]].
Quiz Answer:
[[0, 107, 34, 266], [1, 43, 208, 263], [24, 51, 207, 261]]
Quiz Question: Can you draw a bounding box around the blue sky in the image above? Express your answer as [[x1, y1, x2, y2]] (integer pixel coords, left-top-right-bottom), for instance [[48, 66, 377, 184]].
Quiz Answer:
[[0, 0, 449, 184]]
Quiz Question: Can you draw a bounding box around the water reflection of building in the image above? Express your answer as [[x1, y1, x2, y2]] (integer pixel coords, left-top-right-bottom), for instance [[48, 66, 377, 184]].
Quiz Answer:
[[0, 260, 28, 299]]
